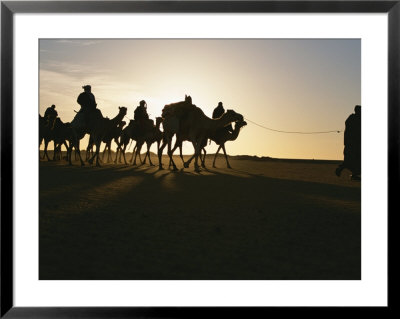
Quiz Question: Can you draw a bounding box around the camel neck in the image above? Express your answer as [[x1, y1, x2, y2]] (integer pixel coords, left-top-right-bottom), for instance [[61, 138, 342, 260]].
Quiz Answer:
[[229, 126, 242, 141]]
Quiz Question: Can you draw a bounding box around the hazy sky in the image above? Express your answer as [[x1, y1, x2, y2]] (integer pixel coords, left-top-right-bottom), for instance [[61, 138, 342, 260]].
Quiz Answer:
[[39, 39, 360, 160]]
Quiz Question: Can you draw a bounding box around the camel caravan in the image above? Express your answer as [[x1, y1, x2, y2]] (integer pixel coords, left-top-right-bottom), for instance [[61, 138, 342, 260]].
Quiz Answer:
[[39, 85, 247, 172]]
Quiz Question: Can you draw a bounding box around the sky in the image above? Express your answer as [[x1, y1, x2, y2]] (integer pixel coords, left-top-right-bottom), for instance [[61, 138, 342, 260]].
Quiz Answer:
[[39, 39, 361, 160]]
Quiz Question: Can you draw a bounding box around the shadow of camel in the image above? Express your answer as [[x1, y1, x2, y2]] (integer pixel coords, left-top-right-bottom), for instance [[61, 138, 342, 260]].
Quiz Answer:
[[39, 161, 360, 280]]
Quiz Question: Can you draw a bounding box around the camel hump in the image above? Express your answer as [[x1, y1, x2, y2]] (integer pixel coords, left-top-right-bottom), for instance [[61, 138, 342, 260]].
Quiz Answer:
[[162, 101, 196, 119]]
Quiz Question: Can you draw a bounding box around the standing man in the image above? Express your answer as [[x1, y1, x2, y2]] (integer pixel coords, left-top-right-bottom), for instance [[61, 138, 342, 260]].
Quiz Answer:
[[336, 105, 361, 180]]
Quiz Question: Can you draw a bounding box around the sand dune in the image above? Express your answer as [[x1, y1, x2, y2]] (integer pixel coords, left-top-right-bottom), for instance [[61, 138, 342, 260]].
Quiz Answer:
[[39, 155, 360, 280]]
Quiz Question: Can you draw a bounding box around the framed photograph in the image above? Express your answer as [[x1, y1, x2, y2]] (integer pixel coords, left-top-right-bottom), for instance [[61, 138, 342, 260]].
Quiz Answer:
[[1, 0, 396, 317]]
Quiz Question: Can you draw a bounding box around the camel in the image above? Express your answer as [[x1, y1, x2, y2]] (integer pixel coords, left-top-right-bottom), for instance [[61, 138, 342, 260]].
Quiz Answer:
[[41, 115, 73, 161], [85, 120, 126, 163], [157, 95, 196, 170], [52, 118, 73, 162], [86, 107, 127, 166], [210, 120, 247, 168], [70, 106, 127, 166], [41, 112, 59, 161], [159, 97, 243, 172], [114, 120, 142, 165], [183, 120, 247, 169], [137, 117, 163, 166]]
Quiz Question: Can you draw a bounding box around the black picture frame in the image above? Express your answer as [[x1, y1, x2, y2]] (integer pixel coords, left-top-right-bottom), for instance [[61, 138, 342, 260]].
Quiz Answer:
[[1, 1, 397, 317]]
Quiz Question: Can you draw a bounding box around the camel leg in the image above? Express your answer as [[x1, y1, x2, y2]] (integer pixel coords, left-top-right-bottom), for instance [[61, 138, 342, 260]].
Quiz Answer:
[[167, 141, 177, 171], [142, 144, 148, 164], [170, 140, 183, 168], [201, 148, 206, 168], [192, 142, 201, 172], [168, 143, 177, 168], [122, 144, 128, 165], [108, 143, 112, 163], [102, 144, 107, 162], [132, 144, 140, 166], [146, 143, 154, 166], [213, 146, 222, 168], [44, 139, 52, 161], [184, 153, 195, 168], [130, 144, 137, 164], [158, 139, 168, 170], [64, 141, 70, 162], [221, 144, 231, 168], [73, 138, 85, 166], [88, 139, 101, 167], [95, 141, 101, 167], [133, 143, 144, 166], [52, 140, 57, 161], [114, 145, 119, 164]]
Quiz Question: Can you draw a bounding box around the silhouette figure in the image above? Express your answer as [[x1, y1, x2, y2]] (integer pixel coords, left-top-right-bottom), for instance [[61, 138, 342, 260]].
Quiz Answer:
[[336, 105, 361, 180], [44, 104, 58, 121], [70, 85, 103, 166], [77, 85, 97, 112], [212, 101, 233, 133], [134, 100, 149, 121]]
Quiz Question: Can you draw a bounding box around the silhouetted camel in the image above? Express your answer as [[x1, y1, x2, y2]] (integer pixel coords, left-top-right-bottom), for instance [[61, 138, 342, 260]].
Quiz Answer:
[[41, 114, 73, 162], [138, 117, 163, 166], [52, 118, 73, 162], [114, 120, 143, 165], [157, 95, 196, 170], [41, 112, 59, 161], [70, 106, 127, 166], [183, 120, 247, 168], [87, 107, 127, 166], [159, 96, 243, 172], [85, 120, 126, 163]]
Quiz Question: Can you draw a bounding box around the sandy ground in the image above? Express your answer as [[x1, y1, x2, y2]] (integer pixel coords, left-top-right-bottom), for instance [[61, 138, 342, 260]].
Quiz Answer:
[[39, 153, 360, 280]]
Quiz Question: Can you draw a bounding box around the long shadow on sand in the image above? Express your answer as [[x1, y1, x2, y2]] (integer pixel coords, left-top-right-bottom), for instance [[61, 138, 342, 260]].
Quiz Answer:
[[39, 163, 361, 280]]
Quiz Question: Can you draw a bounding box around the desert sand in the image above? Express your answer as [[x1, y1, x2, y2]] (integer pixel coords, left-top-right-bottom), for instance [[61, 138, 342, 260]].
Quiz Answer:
[[39, 153, 360, 280]]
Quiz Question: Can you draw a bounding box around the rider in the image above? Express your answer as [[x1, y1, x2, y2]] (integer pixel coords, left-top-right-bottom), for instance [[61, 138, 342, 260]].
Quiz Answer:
[[44, 104, 58, 119], [212, 101, 233, 132], [44, 104, 58, 127], [76, 85, 98, 127], [77, 85, 97, 113], [134, 100, 149, 121]]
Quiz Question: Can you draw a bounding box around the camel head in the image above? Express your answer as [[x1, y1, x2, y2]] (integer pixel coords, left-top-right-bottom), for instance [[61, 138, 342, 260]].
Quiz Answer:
[[235, 120, 247, 130], [155, 117, 163, 127], [118, 106, 128, 117], [225, 109, 244, 123]]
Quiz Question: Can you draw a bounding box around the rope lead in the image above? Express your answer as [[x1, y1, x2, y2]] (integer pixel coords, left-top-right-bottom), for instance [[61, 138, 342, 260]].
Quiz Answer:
[[244, 118, 342, 135]]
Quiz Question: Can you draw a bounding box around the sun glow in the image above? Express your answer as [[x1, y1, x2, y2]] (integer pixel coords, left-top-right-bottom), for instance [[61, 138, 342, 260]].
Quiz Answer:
[[40, 39, 360, 159]]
